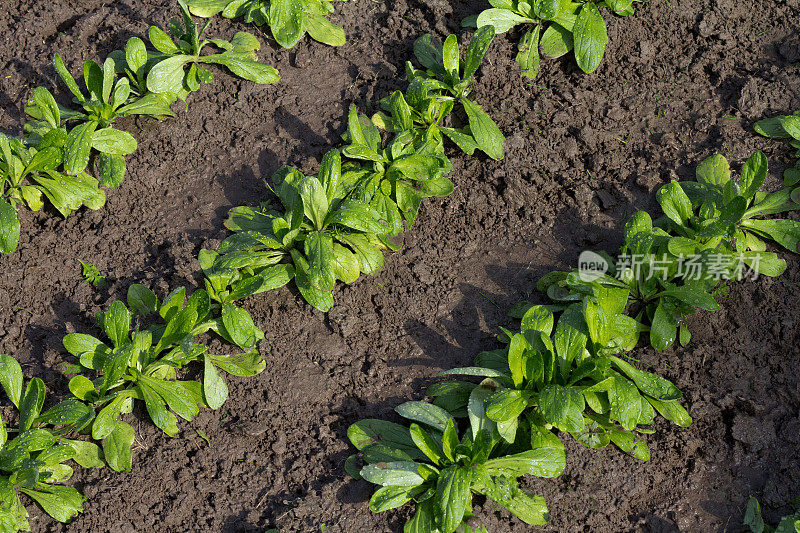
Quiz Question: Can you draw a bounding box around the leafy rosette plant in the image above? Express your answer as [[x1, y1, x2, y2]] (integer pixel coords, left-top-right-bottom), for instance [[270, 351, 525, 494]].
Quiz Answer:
[[755, 110, 800, 192], [186, 0, 348, 48], [404, 27, 506, 160], [53, 284, 265, 471], [200, 147, 394, 312], [0, 132, 105, 254], [139, 0, 280, 95], [347, 394, 565, 531], [436, 303, 690, 462], [464, 0, 637, 78], [538, 152, 800, 350], [0, 355, 104, 531], [342, 105, 455, 236]]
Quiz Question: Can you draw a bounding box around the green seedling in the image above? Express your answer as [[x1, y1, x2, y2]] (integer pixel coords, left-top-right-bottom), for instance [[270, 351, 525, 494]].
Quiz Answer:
[[347, 394, 564, 532], [186, 0, 348, 48], [0, 355, 104, 531], [144, 0, 279, 96], [537, 152, 800, 350], [405, 27, 506, 160], [465, 0, 640, 78], [439, 304, 690, 460], [54, 284, 265, 471], [79, 260, 107, 288]]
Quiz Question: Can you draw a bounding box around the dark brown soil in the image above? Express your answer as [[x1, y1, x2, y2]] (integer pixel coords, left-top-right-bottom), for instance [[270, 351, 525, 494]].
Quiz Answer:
[[1, 0, 800, 531]]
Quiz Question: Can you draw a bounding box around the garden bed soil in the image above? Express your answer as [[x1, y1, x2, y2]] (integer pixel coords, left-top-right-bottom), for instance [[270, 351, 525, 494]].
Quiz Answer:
[[1, 0, 799, 531]]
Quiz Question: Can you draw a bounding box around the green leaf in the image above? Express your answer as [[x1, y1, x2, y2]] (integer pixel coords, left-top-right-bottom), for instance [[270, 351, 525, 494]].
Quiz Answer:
[[646, 396, 692, 427], [740, 151, 768, 201], [136, 371, 199, 422], [62, 439, 104, 468], [53, 54, 85, 102], [19, 377, 45, 431], [538, 384, 585, 433], [484, 448, 565, 478], [461, 98, 504, 160], [0, 355, 23, 408], [64, 122, 98, 175], [650, 301, 678, 351], [361, 461, 425, 487], [573, 3, 608, 73], [696, 154, 731, 186], [304, 232, 336, 291], [19, 485, 84, 523], [348, 419, 417, 453], [540, 23, 574, 58], [476, 475, 549, 525], [306, 14, 346, 46], [741, 219, 800, 253], [396, 401, 451, 432], [97, 153, 126, 189], [475, 9, 531, 33], [463, 25, 495, 80], [435, 466, 471, 533], [104, 300, 131, 348], [369, 485, 426, 513], [200, 54, 280, 84], [146, 55, 190, 94], [127, 284, 159, 316], [409, 423, 443, 465], [0, 200, 20, 255], [610, 374, 642, 430], [269, 0, 304, 48], [442, 34, 459, 80], [610, 356, 681, 401], [299, 176, 328, 230], [485, 389, 529, 422], [516, 26, 541, 80], [92, 128, 137, 156], [148, 26, 180, 54], [657, 181, 694, 225], [657, 283, 720, 311], [102, 421, 135, 472], [91, 393, 131, 440], [221, 303, 264, 350], [203, 356, 228, 409]]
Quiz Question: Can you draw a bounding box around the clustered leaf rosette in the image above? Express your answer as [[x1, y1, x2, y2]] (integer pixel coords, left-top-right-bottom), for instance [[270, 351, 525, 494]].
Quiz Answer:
[[0, 0, 278, 255], [202, 28, 507, 312], [50, 284, 265, 472], [0, 355, 104, 530], [187, 0, 350, 48], [347, 398, 564, 532], [464, 0, 638, 79], [536, 152, 800, 351]]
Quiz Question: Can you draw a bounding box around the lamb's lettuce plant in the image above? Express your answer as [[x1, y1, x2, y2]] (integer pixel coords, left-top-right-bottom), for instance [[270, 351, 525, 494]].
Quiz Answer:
[[464, 0, 640, 79], [53, 285, 264, 471], [347, 394, 564, 532], [0, 355, 104, 531], [186, 0, 349, 48]]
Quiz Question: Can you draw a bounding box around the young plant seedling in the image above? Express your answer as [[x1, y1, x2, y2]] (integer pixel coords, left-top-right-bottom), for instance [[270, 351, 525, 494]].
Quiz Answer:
[[55, 284, 265, 471], [186, 0, 348, 48], [407, 27, 506, 160], [144, 0, 280, 95], [0, 355, 104, 530], [200, 147, 394, 312], [0, 131, 105, 254], [347, 393, 564, 531], [438, 304, 690, 461], [464, 0, 639, 79], [79, 260, 107, 288], [537, 152, 800, 350]]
